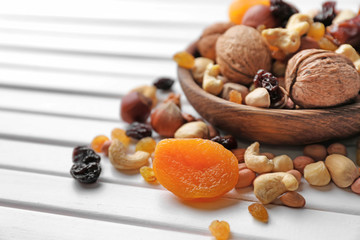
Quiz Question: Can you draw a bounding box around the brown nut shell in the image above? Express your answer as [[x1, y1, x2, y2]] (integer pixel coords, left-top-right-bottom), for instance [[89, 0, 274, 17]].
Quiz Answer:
[[285, 49, 360, 108], [242, 5, 278, 29], [197, 22, 234, 61], [216, 25, 272, 85]]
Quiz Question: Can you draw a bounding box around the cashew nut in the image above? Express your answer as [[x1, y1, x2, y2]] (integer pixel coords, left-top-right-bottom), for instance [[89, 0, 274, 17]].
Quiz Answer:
[[244, 142, 274, 173], [202, 63, 224, 95], [262, 28, 300, 54], [336, 44, 360, 63], [191, 57, 214, 84], [286, 13, 313, 36], [253, 172, 299, 204], [272, 155, 294, 172], [109, 139, 150, 170], [245, 87, 270, 108]]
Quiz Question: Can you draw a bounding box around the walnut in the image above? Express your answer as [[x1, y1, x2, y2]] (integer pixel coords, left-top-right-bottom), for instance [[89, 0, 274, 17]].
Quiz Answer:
[[285, 49, 360, 108], [216, 25, 272, 85], [197, 22, 234, 61]]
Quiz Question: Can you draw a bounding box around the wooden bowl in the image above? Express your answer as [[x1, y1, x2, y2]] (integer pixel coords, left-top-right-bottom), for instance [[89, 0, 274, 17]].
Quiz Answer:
[[178, 67, 360, 145]]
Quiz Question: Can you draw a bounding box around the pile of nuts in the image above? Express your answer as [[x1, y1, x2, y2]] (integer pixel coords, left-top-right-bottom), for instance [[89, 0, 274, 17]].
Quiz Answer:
[[179, 0, 360, 110]]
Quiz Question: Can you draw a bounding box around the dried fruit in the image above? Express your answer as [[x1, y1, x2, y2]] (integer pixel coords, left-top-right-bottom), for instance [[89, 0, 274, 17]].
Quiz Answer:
[[307, 22, 325, 41], [229, 0, 270, 24], [120, 91, 152, 123], [328, 15, 360, 52], [140, 166, 157, 183], [126, 122, 152, 140], [314, 1, 337, 26], [71, 146, 101, 184], [248, 203, 268, 223], [229, 90, 243, 104], [91, 135, 110, 153], [111, 128, 131, 148], [153, 77, 175, 90], [136, 137, 156, 154], [209, 220, 231, 240], [254, 69, 282, 104], [173, 51, 195, 69], [211, 135, 238, 150], [153, 139, 239, 200], [72, 146, 100, 164], [270, 0, 299, 27]]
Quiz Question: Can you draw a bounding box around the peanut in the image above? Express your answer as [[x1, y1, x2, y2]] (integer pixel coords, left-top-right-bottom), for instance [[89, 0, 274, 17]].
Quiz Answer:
[[235, 169, 256, 188], [351, 178, 360, 194], [231, 148, 246, 163], [303, 144, 327, 161], [293, 156, 315, 174], [327, 143, 347, 156], [287, 169, 302, 183], [279, 192, 306, 208]]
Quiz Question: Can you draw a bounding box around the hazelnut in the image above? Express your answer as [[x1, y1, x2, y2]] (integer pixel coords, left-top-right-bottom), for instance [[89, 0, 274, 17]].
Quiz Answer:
[[216, 25, 272, 85], [164, 93, 181, 109], [197, 22, 234, 61], [285, 49, 360, 108], [150, 101, 185, 137], [120, 91, 152, 123], [304, 161, 331, 186], [174, 121, 209, 139], [242, 5, 278, 29], [325, 154, 359, 188], [130, 85, 157, 108]]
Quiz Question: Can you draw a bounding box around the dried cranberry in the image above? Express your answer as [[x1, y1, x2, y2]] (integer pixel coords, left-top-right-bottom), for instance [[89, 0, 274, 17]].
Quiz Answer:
[[314, 1, 336, 26], [72, 146, 100, 164], [328, 15, 360, 52], [270, 0, 298, 27], [153, 77, 175, 90], [211, 135, 238, 150], [70, 162, 101, 184], [254, 69, 282, 104], [126, 122, 152, 139]]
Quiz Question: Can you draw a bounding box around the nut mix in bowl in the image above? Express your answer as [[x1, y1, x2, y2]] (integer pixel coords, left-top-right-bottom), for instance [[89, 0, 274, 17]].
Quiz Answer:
[[177, 0, 360, 145]]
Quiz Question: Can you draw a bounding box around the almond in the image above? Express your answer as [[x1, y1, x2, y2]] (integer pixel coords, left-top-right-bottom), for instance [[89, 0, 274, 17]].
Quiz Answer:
[[279, 192, 306, 208]]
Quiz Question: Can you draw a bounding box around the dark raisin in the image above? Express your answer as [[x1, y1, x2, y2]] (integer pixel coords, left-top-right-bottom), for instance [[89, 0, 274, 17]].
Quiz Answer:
[[70, 162, 101, 184], [211, 135, 238, 150], [270, 0, 299, 27], [314, 1, 336, 27], [126, 122, 152, 139], [72, 146, 100, 164], [153, 77, 175, 90], [328, 15, 360, 52], [254, 69, 282, 104]]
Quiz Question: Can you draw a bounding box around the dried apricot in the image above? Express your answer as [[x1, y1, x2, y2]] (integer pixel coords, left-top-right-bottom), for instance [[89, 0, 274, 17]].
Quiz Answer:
[[229, 0, 270, 24], [248, 202, 268, 223], [209, 220, 230, 240], [173, 51, 195, 69], [153, 139, 239, 200], [91, 135, 109, 153]]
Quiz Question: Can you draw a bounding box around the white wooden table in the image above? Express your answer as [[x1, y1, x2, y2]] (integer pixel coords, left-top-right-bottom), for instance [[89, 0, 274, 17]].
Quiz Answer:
[[0, 0, 359, 239]]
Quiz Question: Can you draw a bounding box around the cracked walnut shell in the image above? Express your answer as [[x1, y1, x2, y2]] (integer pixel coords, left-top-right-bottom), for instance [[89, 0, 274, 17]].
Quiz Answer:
[[285, 49, 360, 108], [216, 25, 272, 85]]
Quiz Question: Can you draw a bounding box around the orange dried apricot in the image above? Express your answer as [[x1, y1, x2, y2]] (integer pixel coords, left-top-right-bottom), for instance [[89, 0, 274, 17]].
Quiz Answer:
[[153, 139, 239, 200], [229, 0, 270, 24], [173, 51, 195, 69], [248, 202, 268, 223], [91, 135, 110, 153]]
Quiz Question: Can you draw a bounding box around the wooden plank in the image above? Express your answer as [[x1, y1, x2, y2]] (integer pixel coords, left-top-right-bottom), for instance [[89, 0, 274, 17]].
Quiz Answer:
[[0, 31, 186, 59], [0, 206, 209, 240], [0, 0, 231, 24], [0, 17, 201, 42], [0, 49, 177, 77], [0, 168, 359, 240], [0, 136, 358, 217]]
